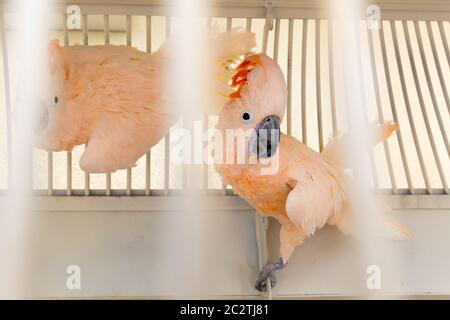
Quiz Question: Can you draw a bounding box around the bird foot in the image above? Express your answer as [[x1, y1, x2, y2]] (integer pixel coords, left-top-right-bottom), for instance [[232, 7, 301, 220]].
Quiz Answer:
[[254, 257, 285, 292]]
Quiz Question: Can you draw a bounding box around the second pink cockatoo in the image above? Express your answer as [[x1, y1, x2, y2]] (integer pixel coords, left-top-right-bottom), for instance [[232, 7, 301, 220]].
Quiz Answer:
[[35, 30, 255, 173]]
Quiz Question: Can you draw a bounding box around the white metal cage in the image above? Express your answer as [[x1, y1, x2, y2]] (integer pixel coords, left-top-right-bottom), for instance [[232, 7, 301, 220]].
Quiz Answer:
[[0, 0, 449, 299]]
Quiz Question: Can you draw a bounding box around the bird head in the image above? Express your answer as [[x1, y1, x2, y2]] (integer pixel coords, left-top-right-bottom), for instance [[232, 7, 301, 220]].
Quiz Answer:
[[34, 40, 94, 151], [217, 54, 287, 159]]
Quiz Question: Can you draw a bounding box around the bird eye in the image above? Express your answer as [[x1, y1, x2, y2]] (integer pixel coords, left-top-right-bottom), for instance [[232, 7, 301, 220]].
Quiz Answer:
[[54, 96, 59, 104], [241, 111, 252, 123]]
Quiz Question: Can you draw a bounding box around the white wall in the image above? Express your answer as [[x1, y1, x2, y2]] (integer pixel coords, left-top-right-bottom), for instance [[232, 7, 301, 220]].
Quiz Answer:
[[14, 205, 450, 298]]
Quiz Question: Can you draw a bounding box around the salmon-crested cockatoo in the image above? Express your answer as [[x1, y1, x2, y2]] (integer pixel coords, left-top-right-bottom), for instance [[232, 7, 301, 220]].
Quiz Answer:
[[35, 30, 255, 173], [215, 54, 410, 292]]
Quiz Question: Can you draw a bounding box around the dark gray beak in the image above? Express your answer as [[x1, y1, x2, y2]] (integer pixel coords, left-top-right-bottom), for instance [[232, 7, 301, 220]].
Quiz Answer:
[[249, 115, 281, 158], [35, 100, 49, 134]]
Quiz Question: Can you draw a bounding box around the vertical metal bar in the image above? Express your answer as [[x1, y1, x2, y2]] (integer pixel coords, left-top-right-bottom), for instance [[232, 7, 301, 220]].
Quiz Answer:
[[355, 22, 379, 191], [328, 20, 338, 136], [438, 21, 450, 66], [83, 152, 90, 192], [63, 13, 72, 196], [47, 153, 53, 195], [300, 19, 308, 142], [222, 19, 233, 194], [104, 14, 111, 195], [106, 173, 111, 196], [391, 21, 430, 193], [126, 15, 132, 45], [272, 18, 281, 62], [164, 16, 171, 195], [226, 17, 232, 30], [182, 117, 187, 190], [166, 16, 171, 35], [427, 21, 450, 116], [82, 14, 88, 45], [83, 148, 90, 191], [202, 114, 208, 189], [367, 27, 397, 193], [246, 17, 252, 32], [82, 14, 90, 196], [66, 151, 72, 196], [145, 15, 152, 196], [287, 19, 293, 136], [126, 168, 132, 196], [126, 162, 132, 192], [203, 16, 213, 190], [414, 21, 450, 156], [104, 15, 110, 45], [1, 14, 12, 188], [146, 15, 152, 50], [63, 13, 69, 46], [144, 151, 151, 196], [316, 20, 323, 151], [126, 15, 132, 196], [403, 21, 448, 193], [254, 212, 269, 288], [262, 17, 269, 54]]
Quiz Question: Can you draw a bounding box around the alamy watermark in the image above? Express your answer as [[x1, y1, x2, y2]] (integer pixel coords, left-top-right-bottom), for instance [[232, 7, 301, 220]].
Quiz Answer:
[[170, 121, 280, 175], [66, 5, 81, 30], [366, 264, 381, 290], [366, 5, 381, 30], [66, 264, 81, 290]]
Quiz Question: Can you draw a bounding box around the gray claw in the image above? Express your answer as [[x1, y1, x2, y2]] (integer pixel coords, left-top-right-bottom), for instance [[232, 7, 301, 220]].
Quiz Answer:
[[255, 271, 276, 292], [254, 257, 285, 292]]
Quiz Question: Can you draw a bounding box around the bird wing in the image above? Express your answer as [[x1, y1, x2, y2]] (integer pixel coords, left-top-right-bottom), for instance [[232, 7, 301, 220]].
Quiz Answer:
[[284, 157, 348, 238]]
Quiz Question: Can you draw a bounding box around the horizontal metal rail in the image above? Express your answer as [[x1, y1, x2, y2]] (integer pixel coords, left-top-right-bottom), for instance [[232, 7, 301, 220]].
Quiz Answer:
[[0, 1, 448, 20], [0, 194, 448, 211]]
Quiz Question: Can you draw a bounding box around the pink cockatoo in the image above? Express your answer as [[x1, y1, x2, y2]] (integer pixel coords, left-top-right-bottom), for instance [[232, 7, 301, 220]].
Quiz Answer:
[[35, 30, 256, 173], [215, 54, 410, 292]]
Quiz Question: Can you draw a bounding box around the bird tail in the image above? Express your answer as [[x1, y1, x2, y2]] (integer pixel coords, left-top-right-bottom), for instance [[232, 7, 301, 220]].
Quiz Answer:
[[379, 212, 411, 240], [321, 121, 398, 169], [323, 121, 411, 241], [333, 202, 411, 240]]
